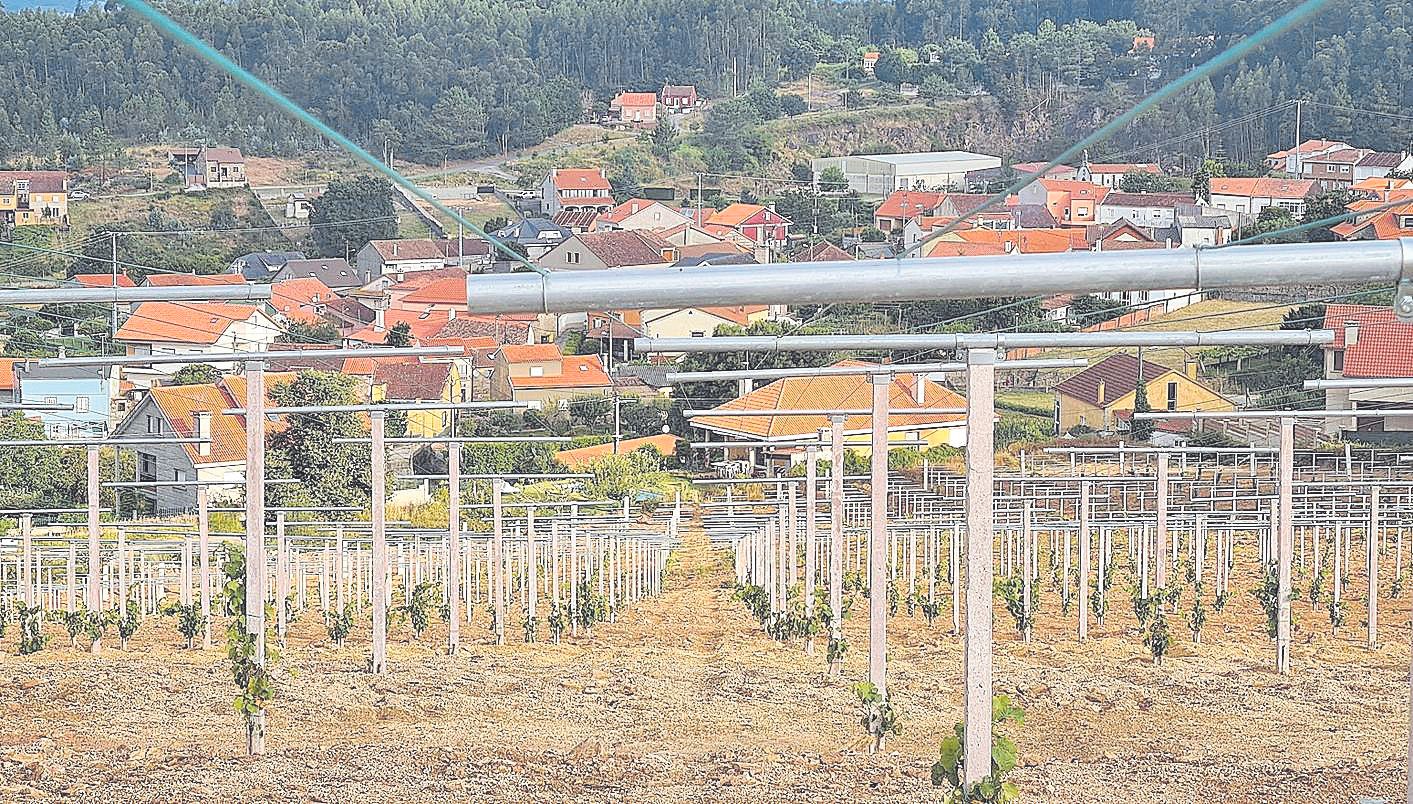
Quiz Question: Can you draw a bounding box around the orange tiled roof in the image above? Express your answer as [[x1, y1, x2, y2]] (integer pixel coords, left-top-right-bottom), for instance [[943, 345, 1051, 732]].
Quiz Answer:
[[552, 168, 611, 192], [144, 273, 248, 286], [705, 203, 767, 227], [555, 434, 680, 468], [0, 358, 17, 391], [115, 301, 259, 344], [144, 374, 295, 465], [700, 305, 770, 326], [1085, 163, 1160, 174], [72, 273, 135, 288], [509, 354, 613, 390], [612, 92, 658, 108], [875, 190, 944, 220], [343, 310, 452, 345], [1209, 177, 1317, 199], [400, 276, 467, 306], [500, 343, 562, 363], [269, 277, 336, 324], [698, 360, 966, 440]]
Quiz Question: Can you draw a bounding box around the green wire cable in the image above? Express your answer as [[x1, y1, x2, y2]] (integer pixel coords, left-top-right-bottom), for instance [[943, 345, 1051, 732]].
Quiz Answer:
[[1218, 195, 1412, 248], [903, 0, 1333, 259], [118, 0, 545, 276]]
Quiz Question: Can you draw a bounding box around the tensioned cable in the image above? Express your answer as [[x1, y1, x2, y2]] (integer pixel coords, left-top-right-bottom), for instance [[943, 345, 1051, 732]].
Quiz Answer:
[[900, 0, 1333, 259], [118, 0, 543, 276]]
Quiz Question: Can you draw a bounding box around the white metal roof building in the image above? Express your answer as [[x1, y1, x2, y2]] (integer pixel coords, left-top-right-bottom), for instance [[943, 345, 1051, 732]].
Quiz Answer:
[[811, 150, 1001, 196]]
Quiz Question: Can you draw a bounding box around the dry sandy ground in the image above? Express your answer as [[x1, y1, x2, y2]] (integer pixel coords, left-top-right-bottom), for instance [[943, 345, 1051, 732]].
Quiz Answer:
[[0, 529, 1407, 803]]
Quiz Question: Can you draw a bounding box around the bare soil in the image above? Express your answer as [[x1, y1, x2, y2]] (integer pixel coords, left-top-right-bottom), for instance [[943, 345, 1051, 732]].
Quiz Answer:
[[0, 527, 1407, 803]]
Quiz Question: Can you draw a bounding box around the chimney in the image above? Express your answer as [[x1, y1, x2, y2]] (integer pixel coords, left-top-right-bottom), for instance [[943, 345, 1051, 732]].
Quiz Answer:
[[914, 373, 926, 404], [631, 202, 641, 213], [1184, 360, 1198, 380], [1344, 319, 1359, 347], [1096, 380, 1106, 405], [391, 242, 399, 257], [374, 307, 385, 332], [194, 411, 212, 457]]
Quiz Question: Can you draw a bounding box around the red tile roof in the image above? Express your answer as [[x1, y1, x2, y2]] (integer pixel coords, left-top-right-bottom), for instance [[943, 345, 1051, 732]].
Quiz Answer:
[[400, 277, 467, 306], [555, 434, 680, 468], [1055, 353, 1170, 407], [144, 273, 248, 286], [72, 273, 136, 288], [269, 277, 336, 324], [0, 358, 17, 391], [572, 230, 677, 267], [501, 343, 562, 363], [552, 169, 611, 192], [1323, 304, 1413, 377], [875, 190, 944, 220], [508, 354, 613, 390], [611, 92, 658, 108], [434, 316, 532, 346], [793, 241, 855, 262], [1085, 163, 1161, 174], [374, 359, 453, 400], [1209, 177, 1317, 199], [115, 301, 260, 344], [368, 239, 446, 262]]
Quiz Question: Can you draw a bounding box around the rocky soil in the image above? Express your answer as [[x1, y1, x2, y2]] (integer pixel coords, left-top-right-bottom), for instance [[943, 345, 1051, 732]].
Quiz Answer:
[[0, 527, 1407, 803]]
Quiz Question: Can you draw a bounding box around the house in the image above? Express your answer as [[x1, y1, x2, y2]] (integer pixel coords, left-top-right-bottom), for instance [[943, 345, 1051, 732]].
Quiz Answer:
[[792, 241, 855, 262], [1207, 177, 1318, 217], [13, 364, 117, 437], [1350, 177, 1413, 201], [861, 52, 880, 74], [595, 198, 693, 232], [639, 305, 771, 343], [372, 359, 462, 437], [1075, 161, 1162, 189], [343, 308, 453, 346], [556, 434, 680, 467], [1330, 197, 1413, 241], [609, 92, 658, 128], [433, 237, 493, 270], [284, 193, 313, 220], [1017, 179, 1110, 226], [1055, 353, 1233, 434], [114, 301, 281, 382], [229, 250, 306, 281], [1175, 204, 1240, 248], [0, 171, 69, 227], [872, 190, 943, 233], [355, 239, 446, 281], [540, 168, 615, 216], [693, 360, 968, 469], [1265, 139, 1351, 174], [1319, 304, 1413, 435], [432, 315, 536, 347], [1097, 191, 1197, 228], [491, 217, 571, 260], [1354, 151, 1413, 183], [661, 84, 699, 113], [267, 277, 337, 326], [0, 358, 17, 403], [703, 203, 791, 249], [270, 257, 369, 291], [195, 146, 247, 189], [812, 151, 1002, 196], [552, 208, 601, 234], [491, 344, 614, 404], [144, 273, 249, 287], [111, 373, 301, 512], [539, 230, 678, 272], [1010, 162, 1079, 180], [1300, 148, 1371, 189], [585, 310, 646, 362], [70, 273, 136, 288]]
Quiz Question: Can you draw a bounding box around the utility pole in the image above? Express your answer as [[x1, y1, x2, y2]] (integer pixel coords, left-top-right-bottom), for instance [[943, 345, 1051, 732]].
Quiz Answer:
[[110, 232, 118, 344], [1293, 99, 1302, 178]]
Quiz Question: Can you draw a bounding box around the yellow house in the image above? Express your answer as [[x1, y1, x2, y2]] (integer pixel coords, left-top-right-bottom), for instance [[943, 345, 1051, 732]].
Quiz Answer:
[[1055, 353, 1234, 433], [372, 359, 461, 436], [694, 360, 969, 468], [491, 343, 615, 405], [0, 171, 69, 226]]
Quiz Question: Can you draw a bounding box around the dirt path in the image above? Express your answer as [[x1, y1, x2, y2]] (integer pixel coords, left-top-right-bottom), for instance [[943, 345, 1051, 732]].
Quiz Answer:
[[0, 524, 1407, 802]]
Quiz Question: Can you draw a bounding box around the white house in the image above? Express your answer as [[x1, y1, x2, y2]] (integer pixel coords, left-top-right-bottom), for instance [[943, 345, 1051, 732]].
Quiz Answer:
[[355, 239, 446, 281], [596, 198, 693, 232], [539, 168, 614, 216], [1208, 177, 1318, 217], [1097, 191, 1196, 228], [113, 301, 280, 385]]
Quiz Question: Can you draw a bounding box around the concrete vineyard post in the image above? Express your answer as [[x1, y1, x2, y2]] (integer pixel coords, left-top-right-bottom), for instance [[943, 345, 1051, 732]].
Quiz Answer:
[[244, 360, 267, 754], [868, 373, 890, 701], [198, 486, 210, 649], [370, 409, 388, 675], [1156, 454, 1169, 597], [492, 479, 505, 645], [1369, 486, 1379, 650], [1079, 482, 1090, 642], [276, 513, 288, 646], [805, 445, 817, 656], [1276, 417, 1293, 675], [1022, 504, 1033, 643], [963, 347, 995, 787], [828, 415, 845, 677], [447, 443, 460, 654], [86, 445, 101, 652]]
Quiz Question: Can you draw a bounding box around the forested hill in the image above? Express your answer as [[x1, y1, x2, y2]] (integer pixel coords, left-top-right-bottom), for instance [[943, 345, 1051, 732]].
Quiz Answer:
[[0, 0, 1405, 165]]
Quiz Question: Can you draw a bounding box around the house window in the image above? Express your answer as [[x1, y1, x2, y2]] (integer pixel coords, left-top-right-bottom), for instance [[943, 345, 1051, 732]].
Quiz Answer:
[[147, 415, 162, 434], [1166, 381, 1178, 411], [73, 396, 90, 413], [1333, 350, 1345, 372], [1339, 165, 1350, 173], [138, 453, 157, 483], [529, 365, 544, 377], [43, 396, 57, 404], [566, 251, 580, 264], [173, 469, 186, 483]]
